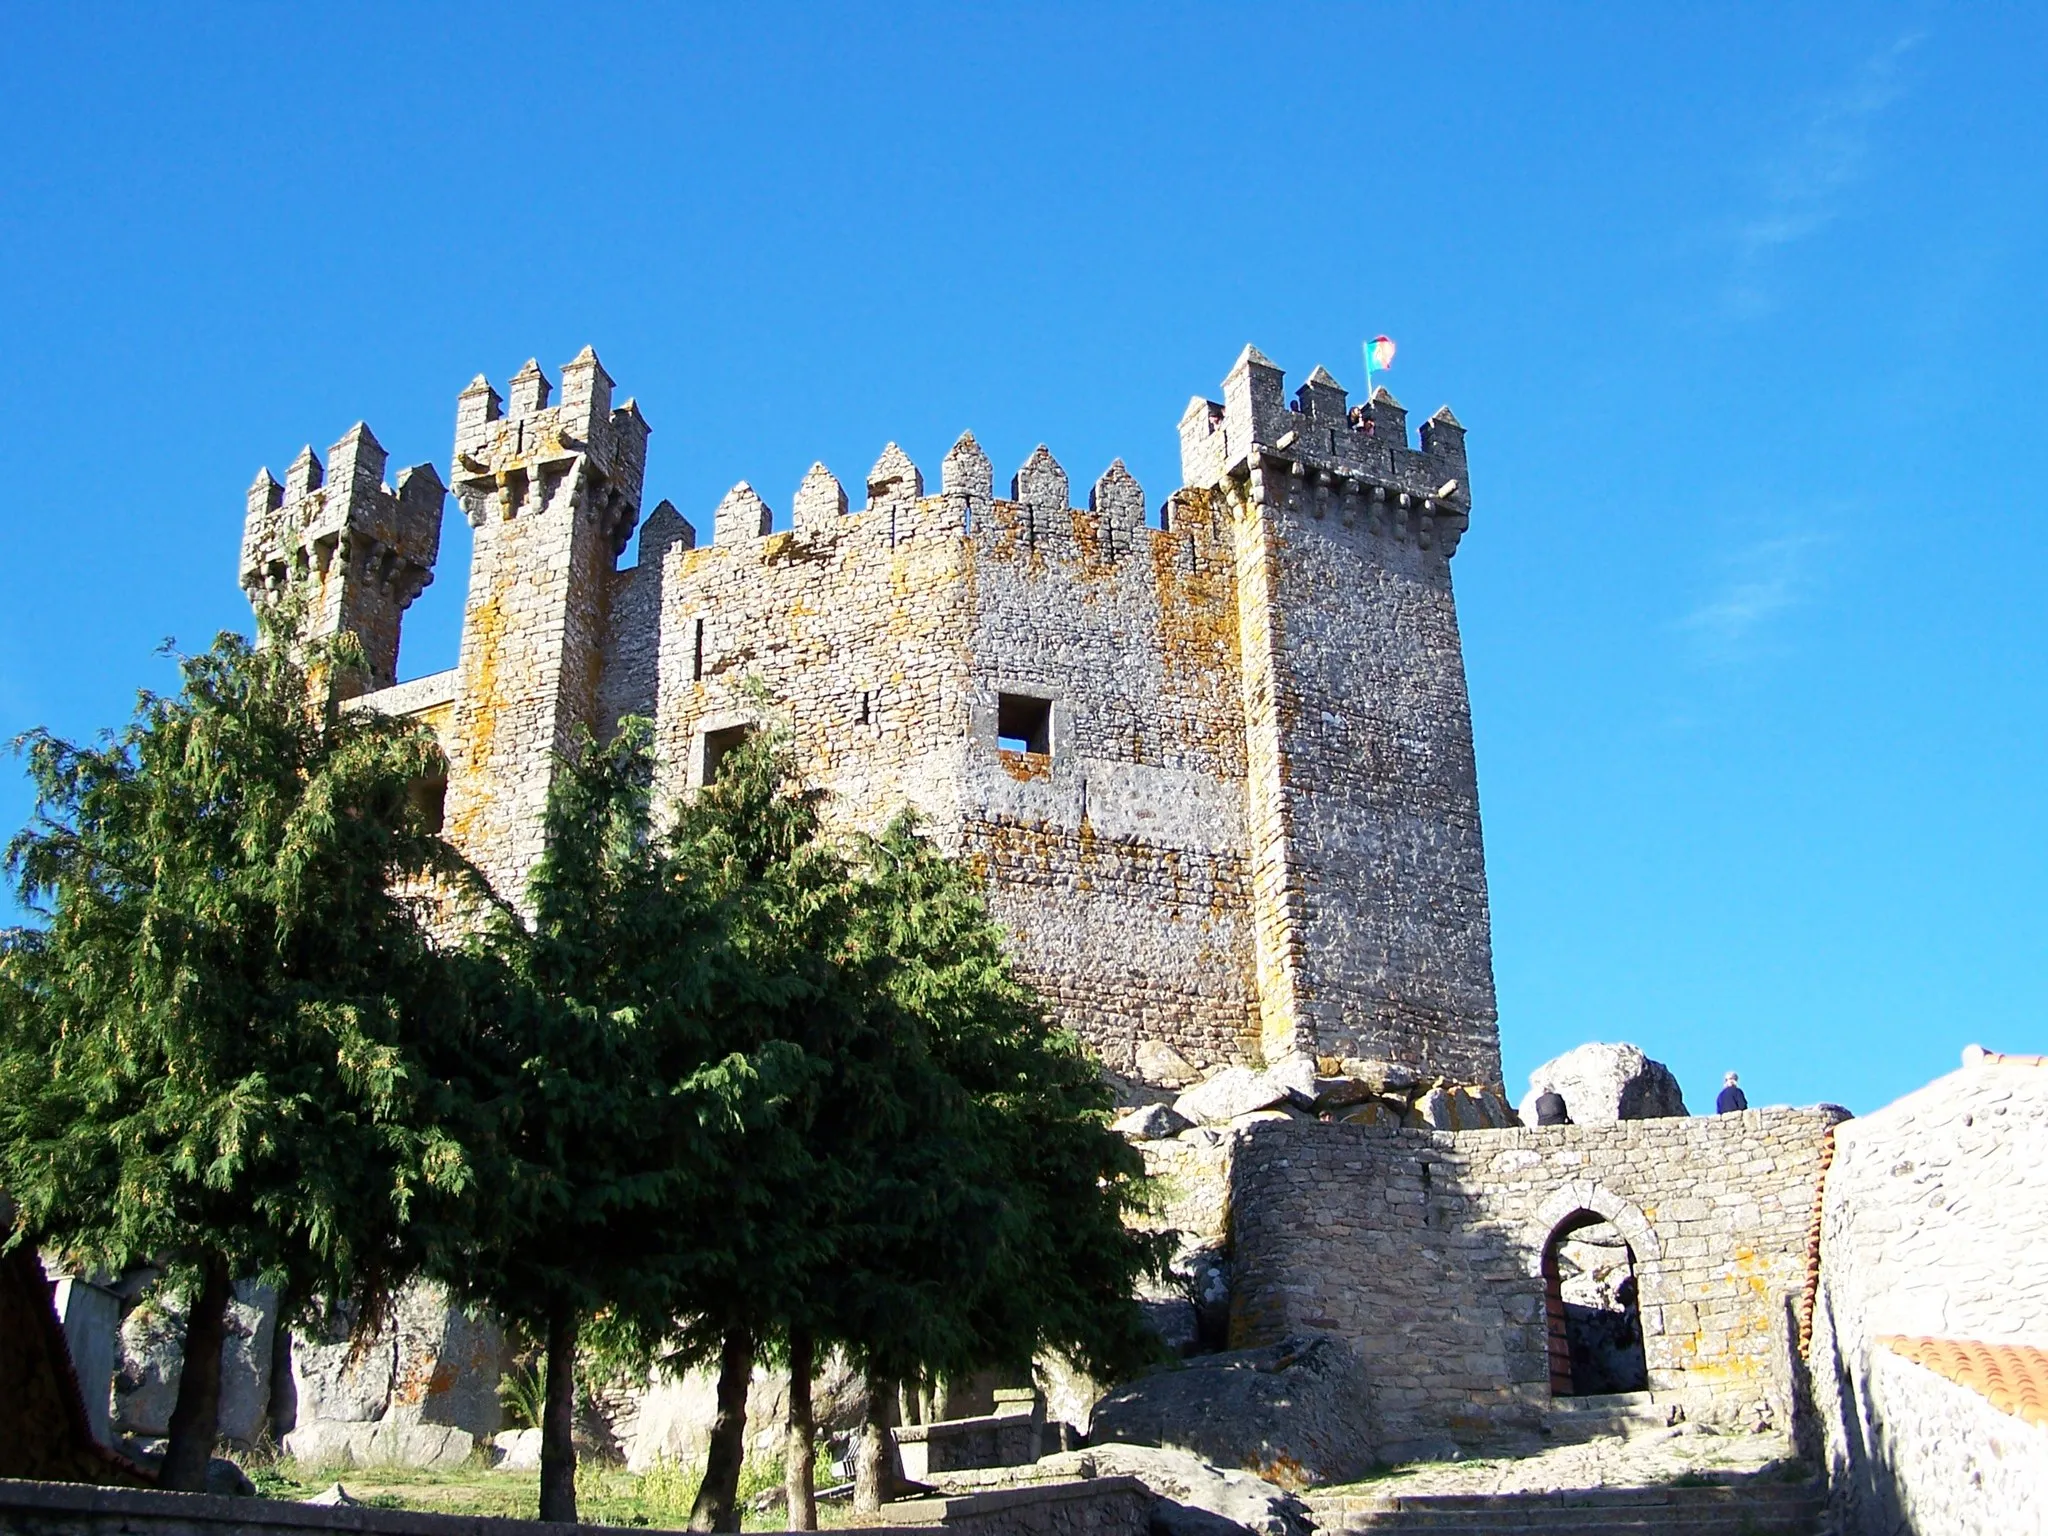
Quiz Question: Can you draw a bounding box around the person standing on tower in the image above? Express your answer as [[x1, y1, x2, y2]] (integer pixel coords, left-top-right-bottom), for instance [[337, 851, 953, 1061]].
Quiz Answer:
[[1716, 1072, 1749, 1113]]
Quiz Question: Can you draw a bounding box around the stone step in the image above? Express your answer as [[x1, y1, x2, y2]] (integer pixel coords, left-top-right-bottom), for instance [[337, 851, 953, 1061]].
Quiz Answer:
[[1309, 1480, 1824, 1534], [1540, 1392, 1679, 1441]]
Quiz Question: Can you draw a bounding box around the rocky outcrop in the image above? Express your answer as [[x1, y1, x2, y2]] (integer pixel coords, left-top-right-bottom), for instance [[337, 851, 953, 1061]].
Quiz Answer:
[[1519, 1042, 1687, 1126], [284, 1282, 509, 1457], [114, 1281, 277, 1448], [602, 1349, 867, 1472], [1148, 1063, 1516, 1142], [1087, 1336, 1374, 1488], [940, 1444, 1314, 1536], [283, 1421, 475, 1471], [1172, 1067, 1307, 1127], [1115, 1103, 1192, 1140]]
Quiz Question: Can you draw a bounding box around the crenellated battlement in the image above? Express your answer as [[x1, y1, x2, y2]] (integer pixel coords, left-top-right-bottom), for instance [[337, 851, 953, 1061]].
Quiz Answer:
[[450, 347, 649, 560], [1179, 346, 1470, 551], [239, 422, 445, 693], [695, 434, 1151, 558]]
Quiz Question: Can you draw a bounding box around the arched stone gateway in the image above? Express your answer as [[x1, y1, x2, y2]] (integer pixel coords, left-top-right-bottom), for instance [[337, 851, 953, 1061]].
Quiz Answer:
[[1529, 1184, 1658, 1397]]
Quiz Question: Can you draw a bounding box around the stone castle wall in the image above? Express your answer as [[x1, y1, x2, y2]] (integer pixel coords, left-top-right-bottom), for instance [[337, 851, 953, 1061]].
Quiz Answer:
[[253, 344, 1496, 1084], [623, 446, 1258, 1076], [1225, 1108, 1844, 1447]]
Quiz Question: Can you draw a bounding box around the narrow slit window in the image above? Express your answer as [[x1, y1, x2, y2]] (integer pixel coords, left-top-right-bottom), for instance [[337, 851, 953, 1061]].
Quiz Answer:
[[692, 618, 705, 682], [857, 690, 871, 725], [996, 693, 1052, 756], [703, 724, 752, 784]]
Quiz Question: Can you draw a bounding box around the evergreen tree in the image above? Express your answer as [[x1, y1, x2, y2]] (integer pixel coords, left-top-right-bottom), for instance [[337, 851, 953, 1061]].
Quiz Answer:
[[439, 720, 816, 1524], [652, 730, 864, 1533], [0, 620, 476, 1489], [822, 816, 1169, 1513]]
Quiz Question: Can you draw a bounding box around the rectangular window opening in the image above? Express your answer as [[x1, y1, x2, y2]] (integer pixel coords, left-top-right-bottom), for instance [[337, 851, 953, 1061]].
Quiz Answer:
[[703, 724, 752, 784], [409, 773, 447, 835], [857, 690, 871, 725], [691, 618, 705, 682], [996, 693, 1052, 756]]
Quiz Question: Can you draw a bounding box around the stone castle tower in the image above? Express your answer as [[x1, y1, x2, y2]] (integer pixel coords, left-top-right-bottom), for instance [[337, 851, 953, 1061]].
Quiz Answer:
[[240, 346, 1499, 1087]]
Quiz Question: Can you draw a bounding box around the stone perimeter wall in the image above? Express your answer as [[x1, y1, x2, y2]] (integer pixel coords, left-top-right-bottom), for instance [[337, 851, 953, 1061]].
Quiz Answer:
[[1226, 1108, 1844, 1449], [1808, 1058, 2048, 1535]]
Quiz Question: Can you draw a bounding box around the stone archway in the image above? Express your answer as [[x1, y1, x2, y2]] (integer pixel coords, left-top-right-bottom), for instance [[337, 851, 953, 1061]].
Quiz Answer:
[[1528, 1184, 1659, 1398]]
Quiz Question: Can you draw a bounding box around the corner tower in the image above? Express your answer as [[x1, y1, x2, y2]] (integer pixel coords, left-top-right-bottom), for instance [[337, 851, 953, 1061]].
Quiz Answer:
[[442, 348, 649, 903], [1181, 347, 1498, 1083], [239, 423, 446, 696]]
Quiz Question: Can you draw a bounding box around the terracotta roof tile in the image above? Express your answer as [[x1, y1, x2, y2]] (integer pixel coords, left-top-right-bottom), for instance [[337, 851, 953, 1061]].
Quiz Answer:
[[1878, 1336, 2048, 1428]]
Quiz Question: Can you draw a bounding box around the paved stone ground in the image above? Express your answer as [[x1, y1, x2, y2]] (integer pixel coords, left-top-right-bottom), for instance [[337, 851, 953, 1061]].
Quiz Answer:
[[1326, 1424, 1801, 1499]]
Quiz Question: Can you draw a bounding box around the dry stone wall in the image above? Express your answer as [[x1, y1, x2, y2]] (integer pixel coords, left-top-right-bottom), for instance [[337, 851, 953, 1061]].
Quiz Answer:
[[1226, 1108, 1842, 1449]]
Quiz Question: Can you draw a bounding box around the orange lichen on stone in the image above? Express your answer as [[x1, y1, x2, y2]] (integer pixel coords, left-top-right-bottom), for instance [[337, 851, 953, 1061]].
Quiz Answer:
[[997, 748, 1052, 782], [1879, 1336, 2048, 1428]]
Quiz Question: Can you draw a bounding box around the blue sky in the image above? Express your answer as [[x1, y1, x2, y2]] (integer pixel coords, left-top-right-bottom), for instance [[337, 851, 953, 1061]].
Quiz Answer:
[[2, 5, 2042, 1116]]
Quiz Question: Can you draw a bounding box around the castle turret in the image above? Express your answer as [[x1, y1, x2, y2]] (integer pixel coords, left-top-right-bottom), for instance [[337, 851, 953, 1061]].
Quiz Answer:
[[442, 347, 650, 904], [239, 422, 445, 696], [1184, 348, 1497, 1083]]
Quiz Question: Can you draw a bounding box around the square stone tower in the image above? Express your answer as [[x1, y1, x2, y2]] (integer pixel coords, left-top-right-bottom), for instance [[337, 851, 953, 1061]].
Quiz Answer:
[[1179, 347, 1495, 1080]]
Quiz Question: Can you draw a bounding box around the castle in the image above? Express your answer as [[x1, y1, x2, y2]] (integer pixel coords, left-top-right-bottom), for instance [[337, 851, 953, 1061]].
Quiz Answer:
[[240, 345, 1496, 1087], [214, 347, 2047, 1533]]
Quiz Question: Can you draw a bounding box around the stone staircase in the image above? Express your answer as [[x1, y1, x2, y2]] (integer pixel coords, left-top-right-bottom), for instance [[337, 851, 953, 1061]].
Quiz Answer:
[[1307, 1478, 1826, 1534], [1541, 1390, 1680, 1442]]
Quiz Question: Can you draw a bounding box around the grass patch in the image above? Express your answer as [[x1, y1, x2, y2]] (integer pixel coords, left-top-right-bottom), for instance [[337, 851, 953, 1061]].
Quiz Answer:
[[232, 1448, 842, 1530]]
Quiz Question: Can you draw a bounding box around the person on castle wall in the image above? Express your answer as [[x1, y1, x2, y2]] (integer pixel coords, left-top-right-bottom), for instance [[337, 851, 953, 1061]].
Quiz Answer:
[[1716, 1072, 1748, 1113], [1533, 1089, 1570, 1126]]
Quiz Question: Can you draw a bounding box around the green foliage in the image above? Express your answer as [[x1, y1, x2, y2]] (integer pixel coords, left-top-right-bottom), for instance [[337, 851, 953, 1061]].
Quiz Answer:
[[652, 725, 1166, 1387], [435, 719, 835, 1357], [1, 618, 1162, 1501], [497, 1362, 548, 1431], [836, 814, 1168, 1384], [0, 613, 477, 1313]]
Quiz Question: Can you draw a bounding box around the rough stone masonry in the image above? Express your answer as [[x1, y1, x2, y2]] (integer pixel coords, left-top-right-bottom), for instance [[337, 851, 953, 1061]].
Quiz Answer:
[[241, 346, 1497, 1086]]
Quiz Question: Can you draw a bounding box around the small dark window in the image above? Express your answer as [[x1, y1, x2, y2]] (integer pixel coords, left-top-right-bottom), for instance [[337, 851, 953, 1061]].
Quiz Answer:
[[409, 773, 447, 835], [997, 693, 1052, 756], [703, 724, 752, 784], [857, 690, 871, 725], [692, 618, 705, 682]]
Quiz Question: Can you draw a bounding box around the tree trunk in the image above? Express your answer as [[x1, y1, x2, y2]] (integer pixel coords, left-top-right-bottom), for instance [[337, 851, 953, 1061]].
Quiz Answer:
[[161, 1254, 233, 1492], [538, 1304, 580, 1523], [688, 1324, 754, 1532], [783, 1328, 816, 1531], [853, 1370, 909, 1515]]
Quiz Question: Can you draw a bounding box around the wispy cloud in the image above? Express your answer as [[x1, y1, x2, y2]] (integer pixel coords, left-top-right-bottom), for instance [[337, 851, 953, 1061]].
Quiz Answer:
[[1678, 532, 1829, 666], [1726, 32, 1923, 312]]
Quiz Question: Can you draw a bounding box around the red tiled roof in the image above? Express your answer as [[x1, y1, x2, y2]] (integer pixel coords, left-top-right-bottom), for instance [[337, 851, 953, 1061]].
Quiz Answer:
[[1878, 1336, 2048, 1428]]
